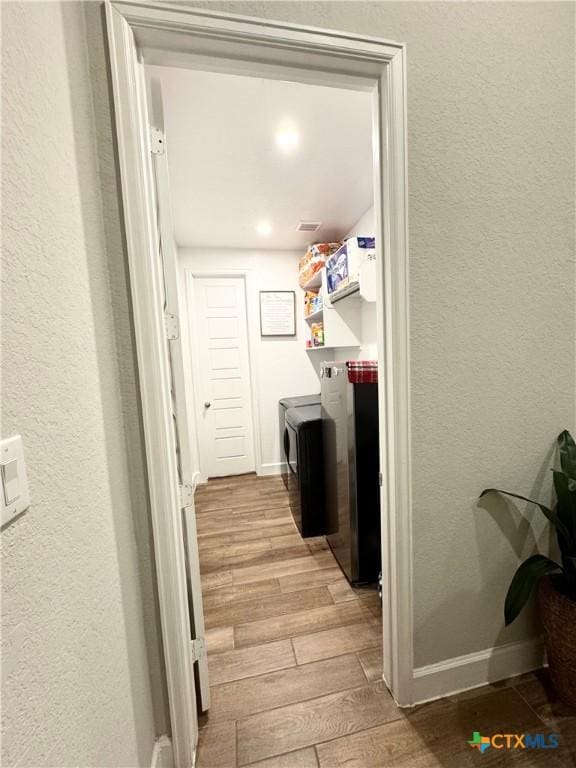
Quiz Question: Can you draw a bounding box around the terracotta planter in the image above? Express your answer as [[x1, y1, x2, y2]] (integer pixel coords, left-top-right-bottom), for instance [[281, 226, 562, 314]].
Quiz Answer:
[[538, 576, 576, 707]]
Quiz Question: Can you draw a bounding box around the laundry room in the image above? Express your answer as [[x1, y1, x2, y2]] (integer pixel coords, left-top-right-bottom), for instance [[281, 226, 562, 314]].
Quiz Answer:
[[144, 58, 386, 735]]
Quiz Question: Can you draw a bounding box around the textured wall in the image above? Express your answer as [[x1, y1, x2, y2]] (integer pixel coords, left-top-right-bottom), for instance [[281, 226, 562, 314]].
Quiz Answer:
[[2, 9, 573, 764], [185, 1, 576, 666], [1, 2, 166, 765]]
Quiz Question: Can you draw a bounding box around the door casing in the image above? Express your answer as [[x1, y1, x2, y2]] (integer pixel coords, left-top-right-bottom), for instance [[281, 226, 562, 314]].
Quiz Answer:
[[105, 3, 411, 766]]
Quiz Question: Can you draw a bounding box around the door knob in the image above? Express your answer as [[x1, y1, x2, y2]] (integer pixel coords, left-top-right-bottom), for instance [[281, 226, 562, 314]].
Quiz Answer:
[[204, 401, 211, 408]]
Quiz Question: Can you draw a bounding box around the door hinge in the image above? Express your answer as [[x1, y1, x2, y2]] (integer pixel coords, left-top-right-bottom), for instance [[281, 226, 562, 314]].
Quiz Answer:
[[191, 637, 206, 663], [378, 472, 383, 487], [179, 483, 194, 508], [164, 312, 179, 340], [150, 126, 165, 155]]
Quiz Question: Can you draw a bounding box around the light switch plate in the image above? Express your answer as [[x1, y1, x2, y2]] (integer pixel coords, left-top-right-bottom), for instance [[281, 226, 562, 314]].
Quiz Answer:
[[1, 435, 30, 528]]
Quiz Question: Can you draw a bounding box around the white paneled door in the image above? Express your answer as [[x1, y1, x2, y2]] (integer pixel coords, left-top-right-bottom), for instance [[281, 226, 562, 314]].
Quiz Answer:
[[144, 74, 211, 729], [193, 277, 255, 477]]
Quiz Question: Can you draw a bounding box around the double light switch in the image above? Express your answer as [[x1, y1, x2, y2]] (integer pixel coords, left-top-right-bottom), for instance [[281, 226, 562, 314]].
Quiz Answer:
[[1, 436, 30, 528]]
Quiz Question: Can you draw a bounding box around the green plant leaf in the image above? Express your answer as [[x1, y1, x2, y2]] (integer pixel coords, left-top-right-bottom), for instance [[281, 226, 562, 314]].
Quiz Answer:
[[480, 488, 573, 548], [505, 554, 561, 625], [558, 431, 576, 481]]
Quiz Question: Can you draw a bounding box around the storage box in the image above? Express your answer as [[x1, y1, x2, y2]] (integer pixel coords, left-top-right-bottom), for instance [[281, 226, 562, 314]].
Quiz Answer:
[[326, 237, 375, 295]]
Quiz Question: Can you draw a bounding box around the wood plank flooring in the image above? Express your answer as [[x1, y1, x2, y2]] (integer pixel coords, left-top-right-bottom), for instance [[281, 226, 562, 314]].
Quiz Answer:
[[195, 473, 575, 767]]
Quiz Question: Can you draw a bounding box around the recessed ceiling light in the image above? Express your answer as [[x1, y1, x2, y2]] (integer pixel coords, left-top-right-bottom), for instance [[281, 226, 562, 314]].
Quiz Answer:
[[275, 129, 299, 151], [256, 222, 272, 237]]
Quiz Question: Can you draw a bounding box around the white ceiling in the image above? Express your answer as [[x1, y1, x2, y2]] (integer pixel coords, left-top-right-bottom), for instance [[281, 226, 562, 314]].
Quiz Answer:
[[146, 65, 374, 250]]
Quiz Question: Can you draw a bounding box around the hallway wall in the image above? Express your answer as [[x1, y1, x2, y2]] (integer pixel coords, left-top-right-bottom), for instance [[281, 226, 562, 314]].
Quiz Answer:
[[2, 4, 573, 759], [185, 1, 576, 670], [1, 3, 166, 766]]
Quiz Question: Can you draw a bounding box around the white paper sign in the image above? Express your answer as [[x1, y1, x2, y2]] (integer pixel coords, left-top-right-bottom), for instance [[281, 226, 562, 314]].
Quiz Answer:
[[259, 291, 296, 336]]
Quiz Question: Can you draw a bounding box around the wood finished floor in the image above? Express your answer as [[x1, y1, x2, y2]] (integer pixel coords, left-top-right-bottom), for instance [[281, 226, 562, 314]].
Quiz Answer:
[[195, 474, 576, 767]]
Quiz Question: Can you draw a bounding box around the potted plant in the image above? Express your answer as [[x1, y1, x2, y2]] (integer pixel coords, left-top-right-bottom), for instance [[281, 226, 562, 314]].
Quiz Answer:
[[480, 430, 576, 706]]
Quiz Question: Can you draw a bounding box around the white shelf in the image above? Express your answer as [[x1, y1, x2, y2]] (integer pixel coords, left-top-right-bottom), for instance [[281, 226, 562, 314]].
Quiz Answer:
[[328, 282, 360, 304], [326, 261, 377, 306], [305, 344, 359, 352], [304, 308, 324, 324], [302, 271, 323, 291]]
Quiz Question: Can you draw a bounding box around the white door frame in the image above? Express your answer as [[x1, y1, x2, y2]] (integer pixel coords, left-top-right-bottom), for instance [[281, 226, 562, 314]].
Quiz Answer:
[[105, 2, 412, 765], [184, 269, 262, 482]]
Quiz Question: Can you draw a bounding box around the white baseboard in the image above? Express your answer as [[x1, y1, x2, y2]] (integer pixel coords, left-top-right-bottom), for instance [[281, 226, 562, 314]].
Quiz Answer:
[[151, 735, 173, 768], [257, 462, 284, 477], [412, 637, 545, 705], [192, 470, 207, 489], [195, 466, 282, 483]]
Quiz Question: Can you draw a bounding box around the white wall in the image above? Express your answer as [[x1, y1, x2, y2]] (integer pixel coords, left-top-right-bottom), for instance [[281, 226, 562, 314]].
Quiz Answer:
[[178, 248, 321, 475], [1, 3, 165, 765], [346, 206, 375, 240], [187, 0, 575, 672]]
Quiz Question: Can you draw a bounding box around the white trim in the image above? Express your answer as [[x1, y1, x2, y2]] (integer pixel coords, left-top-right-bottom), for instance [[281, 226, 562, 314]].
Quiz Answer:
[[191, 470, 206, 490], [243, 271, 265, 477], [373, 45, 412, 707], [151, 736, 173, 768], [412, 638, 546, 705], [105, 6, 198, 766], [111, 1, 405, 62], [106, 4, 411, 763], [259, 462, 284, 477]]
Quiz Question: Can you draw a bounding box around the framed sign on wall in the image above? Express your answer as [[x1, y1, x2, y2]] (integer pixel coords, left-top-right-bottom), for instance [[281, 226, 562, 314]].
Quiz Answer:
[[259, 291, 296, 337]]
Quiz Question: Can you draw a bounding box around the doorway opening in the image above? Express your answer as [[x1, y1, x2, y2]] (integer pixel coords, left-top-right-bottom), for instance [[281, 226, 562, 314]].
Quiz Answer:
[[145, 59, 397, 762], [105, 6, 409, 765]]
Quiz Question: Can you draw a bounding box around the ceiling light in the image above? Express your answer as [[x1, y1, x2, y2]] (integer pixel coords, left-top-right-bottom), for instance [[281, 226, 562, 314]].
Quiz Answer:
[[275, 129, 299, 151], [256, 222, 272, 237]]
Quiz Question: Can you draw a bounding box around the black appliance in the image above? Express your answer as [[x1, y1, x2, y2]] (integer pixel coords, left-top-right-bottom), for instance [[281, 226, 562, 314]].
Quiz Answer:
[[321, 362, 381, 584], [282, 404, 325, 537], [278, 395, 321, 492]]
